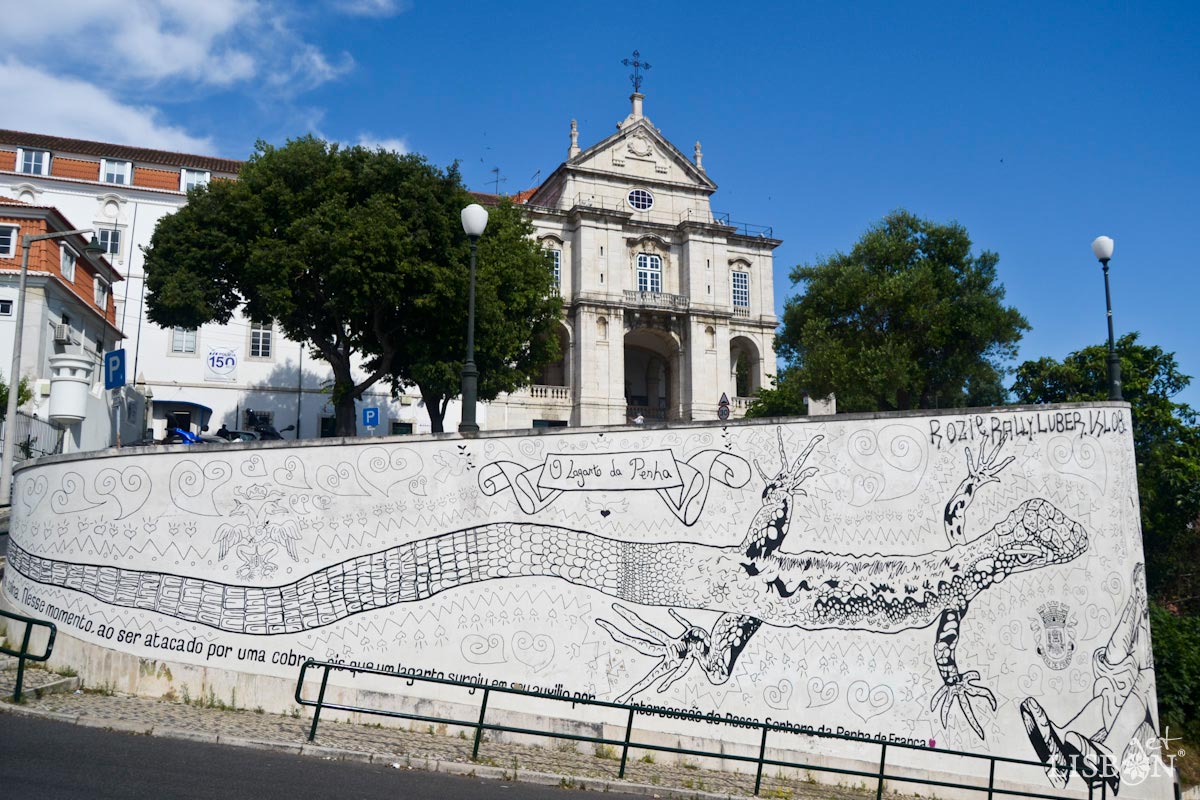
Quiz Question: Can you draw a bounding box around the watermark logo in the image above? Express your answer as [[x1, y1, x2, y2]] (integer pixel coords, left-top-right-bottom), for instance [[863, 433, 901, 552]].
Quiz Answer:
[[1120, 727, 1185, 787]]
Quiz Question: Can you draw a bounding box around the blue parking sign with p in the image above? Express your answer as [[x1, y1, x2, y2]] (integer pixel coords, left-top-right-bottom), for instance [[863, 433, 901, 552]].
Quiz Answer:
[[104, 349, 126, 391], [362, 407, 380, 428]]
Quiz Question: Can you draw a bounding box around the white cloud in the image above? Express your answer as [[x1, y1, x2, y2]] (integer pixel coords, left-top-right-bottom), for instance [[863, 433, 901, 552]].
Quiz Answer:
[[0, 60, 214, 153], [7, 0, 351, 92], [8, 0, 259, 87], [268, 45, 355, 92], [334, 0, 410, 17], [355, 134, 409, 154]]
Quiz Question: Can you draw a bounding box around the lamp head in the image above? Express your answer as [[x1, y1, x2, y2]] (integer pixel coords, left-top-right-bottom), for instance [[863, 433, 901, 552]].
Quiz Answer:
[[461, 204, 489, 238], [84, 235, 106, 257], [1091, 236, 1114, 263]]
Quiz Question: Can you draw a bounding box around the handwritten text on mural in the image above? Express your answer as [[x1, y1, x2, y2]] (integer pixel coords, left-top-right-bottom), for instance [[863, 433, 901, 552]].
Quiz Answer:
[[929, 409, 1127, 449]]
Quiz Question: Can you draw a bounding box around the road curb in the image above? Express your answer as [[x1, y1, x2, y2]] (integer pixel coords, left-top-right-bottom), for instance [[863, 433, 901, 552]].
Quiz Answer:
[[76, 716, 153, 735], [4, 700, 759, 800]]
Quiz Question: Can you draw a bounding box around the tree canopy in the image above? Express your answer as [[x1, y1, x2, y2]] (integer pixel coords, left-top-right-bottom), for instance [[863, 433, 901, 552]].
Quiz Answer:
[[143, 136, 560, 435], [750, 210, 1029, 416], [387, 199, 561, 432], [1012, 333, 1200, 610]]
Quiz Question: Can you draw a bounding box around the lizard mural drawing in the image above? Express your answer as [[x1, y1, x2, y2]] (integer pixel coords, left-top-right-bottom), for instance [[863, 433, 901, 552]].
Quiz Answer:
[[6, 430, 1089, 741]]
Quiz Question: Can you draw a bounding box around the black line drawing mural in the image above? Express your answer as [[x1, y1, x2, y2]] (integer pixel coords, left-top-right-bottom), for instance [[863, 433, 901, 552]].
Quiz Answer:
[[6, 428, 1090, 744], [1020, 564, 1158, 795]]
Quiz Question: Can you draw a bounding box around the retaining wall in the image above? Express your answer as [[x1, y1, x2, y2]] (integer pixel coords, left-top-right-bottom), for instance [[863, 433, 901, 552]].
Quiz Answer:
[[0, 404, 1173, 798]]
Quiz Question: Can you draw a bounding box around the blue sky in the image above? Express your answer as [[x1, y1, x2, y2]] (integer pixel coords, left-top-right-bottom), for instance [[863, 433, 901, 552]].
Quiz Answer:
[[5, 1, 1197, 408]]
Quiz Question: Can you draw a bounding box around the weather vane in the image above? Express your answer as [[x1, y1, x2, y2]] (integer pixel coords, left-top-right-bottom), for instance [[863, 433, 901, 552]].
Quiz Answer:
[[622, 50, 651, 93]]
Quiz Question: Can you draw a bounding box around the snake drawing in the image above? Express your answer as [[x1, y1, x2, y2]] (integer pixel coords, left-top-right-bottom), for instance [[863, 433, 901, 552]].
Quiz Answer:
[[7, 430, 1088, 739]]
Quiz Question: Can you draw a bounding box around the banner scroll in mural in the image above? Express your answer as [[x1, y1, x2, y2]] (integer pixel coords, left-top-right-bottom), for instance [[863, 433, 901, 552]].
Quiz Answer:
[[479, 449, 750, 525]]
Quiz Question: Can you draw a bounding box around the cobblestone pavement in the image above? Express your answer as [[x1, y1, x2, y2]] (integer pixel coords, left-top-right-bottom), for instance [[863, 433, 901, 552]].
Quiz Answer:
[[0, 673, 900, 800]]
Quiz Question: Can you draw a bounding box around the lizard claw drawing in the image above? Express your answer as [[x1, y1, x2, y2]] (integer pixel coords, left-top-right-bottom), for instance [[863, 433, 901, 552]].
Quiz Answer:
[[965, 435, 1015, 488], [597, 603, 705, 703], [930, 670, 997, 739]]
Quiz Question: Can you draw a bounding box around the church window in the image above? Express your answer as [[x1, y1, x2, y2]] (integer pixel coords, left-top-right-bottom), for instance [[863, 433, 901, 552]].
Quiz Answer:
[[732, 271, 750, 308], [636, 253, 662, 293], [627, 188, 654, 211], [546, 248, 561, 288]]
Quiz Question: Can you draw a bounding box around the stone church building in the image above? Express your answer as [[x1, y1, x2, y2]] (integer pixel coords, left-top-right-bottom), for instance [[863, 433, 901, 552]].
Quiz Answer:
[[492, 92, 780, 428]]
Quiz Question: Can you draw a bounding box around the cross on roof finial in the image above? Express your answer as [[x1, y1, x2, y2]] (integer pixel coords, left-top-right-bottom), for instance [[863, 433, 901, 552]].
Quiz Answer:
[[622, 50, 651, 93]]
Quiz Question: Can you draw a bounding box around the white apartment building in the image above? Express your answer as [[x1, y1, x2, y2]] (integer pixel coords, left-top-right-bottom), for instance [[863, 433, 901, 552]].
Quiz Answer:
[[0, 91, 779, 442]]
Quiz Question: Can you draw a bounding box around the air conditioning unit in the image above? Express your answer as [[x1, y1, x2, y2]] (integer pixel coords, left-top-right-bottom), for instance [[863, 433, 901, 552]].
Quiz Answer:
[[53, 324, 71, 343]]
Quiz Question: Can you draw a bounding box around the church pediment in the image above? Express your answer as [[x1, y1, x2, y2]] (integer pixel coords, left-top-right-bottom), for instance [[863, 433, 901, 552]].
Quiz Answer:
[[570, 118, 716, 192]]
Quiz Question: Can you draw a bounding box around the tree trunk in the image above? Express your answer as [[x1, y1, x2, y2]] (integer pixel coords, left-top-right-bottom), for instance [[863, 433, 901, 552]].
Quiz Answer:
[[420, 386, 446, 433], [335, 393, 358, 436]]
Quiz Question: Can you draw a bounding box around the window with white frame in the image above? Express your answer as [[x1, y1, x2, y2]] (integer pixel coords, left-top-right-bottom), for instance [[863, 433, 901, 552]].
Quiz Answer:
[[17, 148, 50, 175], [628, 188, 654, 211], [101, 159, 132, 185], [181, 169, 210, 192], [171, 327, 197, 354], [94, 277, 110, 310], [546, 248, 561, 288], [636, 253, 662, 293], [97, 228, 121, 257], [732, 271, 750, 308], [60, 246, 76, 282], [0, 300, 12, 316], [0, 225, 17, 258], [250, 321, 273, 358]]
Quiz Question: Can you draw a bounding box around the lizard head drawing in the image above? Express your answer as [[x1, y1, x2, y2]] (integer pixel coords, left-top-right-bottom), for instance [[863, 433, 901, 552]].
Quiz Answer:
[[982, 498, 1089, 579]]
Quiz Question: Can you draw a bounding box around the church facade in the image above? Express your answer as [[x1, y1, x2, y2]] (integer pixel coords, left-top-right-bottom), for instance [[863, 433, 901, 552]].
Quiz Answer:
[[494, 92, 779, 428]]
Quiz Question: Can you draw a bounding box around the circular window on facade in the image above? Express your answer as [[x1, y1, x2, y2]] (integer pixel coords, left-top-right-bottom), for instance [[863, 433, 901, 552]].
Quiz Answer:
[[627, 188, 654, 211]]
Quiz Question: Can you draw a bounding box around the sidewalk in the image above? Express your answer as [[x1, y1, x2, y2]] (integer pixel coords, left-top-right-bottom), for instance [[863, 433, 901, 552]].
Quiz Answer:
[[0, 657, 884, 800]]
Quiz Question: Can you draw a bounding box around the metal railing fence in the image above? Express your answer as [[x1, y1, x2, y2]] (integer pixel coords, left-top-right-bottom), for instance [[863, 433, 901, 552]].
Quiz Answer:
[[0, 411, 66, 463], [0, 609, 57, 702], [294, 659, 1114, 800]]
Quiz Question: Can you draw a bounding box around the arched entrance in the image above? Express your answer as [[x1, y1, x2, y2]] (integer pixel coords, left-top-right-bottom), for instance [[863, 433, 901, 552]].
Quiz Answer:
[[624, 328, 680, 422], [537, 322, 572, 387], [729, 336, 761, 398]]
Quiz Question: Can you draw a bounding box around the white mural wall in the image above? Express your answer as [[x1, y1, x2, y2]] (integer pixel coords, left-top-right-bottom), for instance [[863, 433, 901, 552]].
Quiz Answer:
[[0, 404, 1172, 797]]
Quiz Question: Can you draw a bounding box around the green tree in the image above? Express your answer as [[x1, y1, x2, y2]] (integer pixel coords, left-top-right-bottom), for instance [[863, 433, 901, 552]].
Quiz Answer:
[[754, 210, 1029, 416], [745, 371, 811, 419], [0, 375, 33, 419], [143, 137, 558, 435], [1012, 333, 1200, 609], [388, 199, 561, 432]]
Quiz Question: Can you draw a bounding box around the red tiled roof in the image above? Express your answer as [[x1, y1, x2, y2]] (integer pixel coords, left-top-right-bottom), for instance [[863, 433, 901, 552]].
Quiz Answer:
[[469, 188, 540, 207], [0, 129, 241, 174], [510, 187, 538, 204]]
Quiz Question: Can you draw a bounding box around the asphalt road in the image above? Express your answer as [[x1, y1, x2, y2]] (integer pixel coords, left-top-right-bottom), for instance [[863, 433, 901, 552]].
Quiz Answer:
[[0, 712, 646, 800]]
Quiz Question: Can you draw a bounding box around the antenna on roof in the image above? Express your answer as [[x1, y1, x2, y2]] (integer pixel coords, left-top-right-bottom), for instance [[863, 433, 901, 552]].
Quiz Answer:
[[489, 167, 506, 195], [530, 169, 541, 185]]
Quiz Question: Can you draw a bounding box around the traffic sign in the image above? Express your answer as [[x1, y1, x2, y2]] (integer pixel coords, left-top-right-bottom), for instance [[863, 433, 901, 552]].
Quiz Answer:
[[362, 407, 380, 428], [104, 349, 126, 391], [717, 392, 731, 421]]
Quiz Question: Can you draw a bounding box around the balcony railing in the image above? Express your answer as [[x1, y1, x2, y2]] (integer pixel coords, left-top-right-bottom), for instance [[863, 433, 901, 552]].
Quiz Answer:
[[527, 384, 570, 401], [733, 396, 754, 410], [623, 290, 689, 311], [732, 306, 751, 318], [626, 405, 667, 422]]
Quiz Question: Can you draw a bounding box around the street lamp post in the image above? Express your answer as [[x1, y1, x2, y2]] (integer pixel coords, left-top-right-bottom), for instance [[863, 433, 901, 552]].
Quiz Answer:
[[458, 204, 489, 434], [1091, 235, 1122, 401], [1, 228, 104, 504]]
